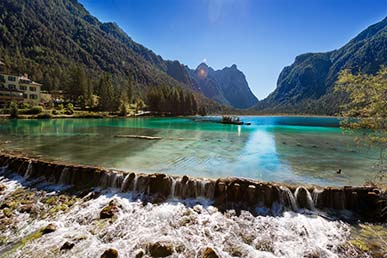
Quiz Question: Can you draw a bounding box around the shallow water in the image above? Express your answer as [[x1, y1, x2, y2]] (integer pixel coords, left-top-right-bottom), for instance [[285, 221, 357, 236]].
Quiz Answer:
[[0, 116, 381, 186], [1, 169, 382, 258]]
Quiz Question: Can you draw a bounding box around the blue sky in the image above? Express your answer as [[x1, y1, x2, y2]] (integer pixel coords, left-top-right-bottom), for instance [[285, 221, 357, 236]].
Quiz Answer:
[[79, 0, 387, 99]]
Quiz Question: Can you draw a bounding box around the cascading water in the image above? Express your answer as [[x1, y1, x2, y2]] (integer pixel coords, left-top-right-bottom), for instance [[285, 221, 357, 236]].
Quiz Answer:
[[24, 161, 33, 179], [132, 176, 138, 194], [0, 170, 377, 258], [121, 174, 131, 192], [58, 168, 70, 185], [312, 188, 324, 207], [280, 186, 298, 211], [170, 178, 176, 198], [294, 186, 315, 210]]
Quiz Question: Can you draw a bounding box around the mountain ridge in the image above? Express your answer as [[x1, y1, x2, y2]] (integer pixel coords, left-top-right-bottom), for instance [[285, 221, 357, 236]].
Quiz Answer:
[[256, 17, 387, 115], [0, 0, 257, 109]]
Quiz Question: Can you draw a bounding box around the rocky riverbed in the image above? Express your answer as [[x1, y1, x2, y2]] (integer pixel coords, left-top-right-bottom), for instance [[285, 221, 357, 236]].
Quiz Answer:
[[0, 167, 387, 257]]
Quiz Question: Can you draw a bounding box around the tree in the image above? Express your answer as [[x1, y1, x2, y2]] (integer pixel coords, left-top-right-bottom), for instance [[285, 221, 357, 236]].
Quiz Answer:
[[97, 74, 115, 112], [65, 66, 87, 105], [9, 102, 18, 118], [134, 97, 145, 114], [335, 67, 387, 183]]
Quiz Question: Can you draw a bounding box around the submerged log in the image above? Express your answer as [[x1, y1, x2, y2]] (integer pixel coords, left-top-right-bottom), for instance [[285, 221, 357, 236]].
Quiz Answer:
[[114, 135, 162, 140]]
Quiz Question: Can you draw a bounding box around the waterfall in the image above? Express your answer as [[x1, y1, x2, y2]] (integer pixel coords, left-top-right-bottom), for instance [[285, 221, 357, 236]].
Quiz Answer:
[[200, 180, 207, 197], [170, 178, 177, 198], [121, 174, 131, 192], [280, 186, 298, 210], [99, 173, 109, 189], [58, 167, 70, 185], [24, 161, 33, 179], [132, 176, 138, 193], [305, 189, 315, 210], [294, 186, 315, 210], [312, 188, 323, 207], [111, 173, 118, 188]]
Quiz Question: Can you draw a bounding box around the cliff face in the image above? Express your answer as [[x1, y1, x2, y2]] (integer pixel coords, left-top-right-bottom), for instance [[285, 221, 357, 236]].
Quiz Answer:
[[188, 63, 258, 109], [257, 17, 387, 115]]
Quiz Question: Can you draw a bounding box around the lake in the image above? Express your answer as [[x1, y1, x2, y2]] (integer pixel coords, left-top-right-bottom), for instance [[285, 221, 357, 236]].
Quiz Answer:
[[0, 116, 380, 186]]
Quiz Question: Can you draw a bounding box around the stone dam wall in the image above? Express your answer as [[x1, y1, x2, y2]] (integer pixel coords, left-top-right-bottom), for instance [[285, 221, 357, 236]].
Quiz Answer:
[[0, 152, 386, 222]]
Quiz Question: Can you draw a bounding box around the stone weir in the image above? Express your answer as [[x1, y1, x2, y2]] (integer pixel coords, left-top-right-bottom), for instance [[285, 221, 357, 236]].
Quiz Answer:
[[0, 152, 386, 222]]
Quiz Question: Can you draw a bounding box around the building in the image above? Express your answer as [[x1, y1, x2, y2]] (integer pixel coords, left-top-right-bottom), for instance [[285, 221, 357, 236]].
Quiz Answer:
[[0, 62, 42, 107]]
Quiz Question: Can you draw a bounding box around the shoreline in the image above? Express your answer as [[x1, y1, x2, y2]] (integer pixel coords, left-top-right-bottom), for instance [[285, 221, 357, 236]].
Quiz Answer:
[[0, 113, 342, 120]]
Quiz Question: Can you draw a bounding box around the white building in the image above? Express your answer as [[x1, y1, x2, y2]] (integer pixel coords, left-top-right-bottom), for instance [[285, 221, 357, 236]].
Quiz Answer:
[[0, 71, 42, 106]]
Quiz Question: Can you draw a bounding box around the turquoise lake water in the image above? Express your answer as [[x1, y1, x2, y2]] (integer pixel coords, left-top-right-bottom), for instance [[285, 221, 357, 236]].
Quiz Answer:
[[0, 116, 380, 186]]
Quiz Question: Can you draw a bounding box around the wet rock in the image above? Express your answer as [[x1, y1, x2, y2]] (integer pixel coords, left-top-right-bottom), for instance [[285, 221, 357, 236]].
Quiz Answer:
[[81, 191, 101, 201], [148, 241, 174, 257], [100, 200, 120, 219], [148, 174, 172, 199], [101, 248, 118, 258], [60, 241, 75, 250], [202, 247, 219, 258], [0, 202, 12, 209], [0, 184, 5, 192], [181, 175, 189, 184], [296, 187, 310, 209], [42, 223, 57, 234], [134, 249, 145, 258], [19, 204, 34, 213]]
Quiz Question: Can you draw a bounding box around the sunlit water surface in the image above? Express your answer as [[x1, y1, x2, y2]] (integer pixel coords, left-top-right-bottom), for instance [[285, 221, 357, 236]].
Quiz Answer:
[[0, 116, 380, 186]]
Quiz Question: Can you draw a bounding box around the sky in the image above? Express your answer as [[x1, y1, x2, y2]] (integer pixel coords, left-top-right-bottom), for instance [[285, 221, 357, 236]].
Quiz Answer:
[[79, 0, 387, 99]]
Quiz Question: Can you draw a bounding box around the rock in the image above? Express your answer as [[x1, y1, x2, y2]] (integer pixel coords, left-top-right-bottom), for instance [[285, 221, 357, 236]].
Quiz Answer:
[[60, 241, 75, 250], [19, 204, 34, 213], [0, 184, 6, 192], [134, 249, 145, 258], [42, 223, 57, 234], [101, 248, 118, 258], [148, 241, 174, 257], [0, 202, 11, 209], [100, 202, 120, 219], [296, 187, 310, 209], [203, 247, 219, 258]]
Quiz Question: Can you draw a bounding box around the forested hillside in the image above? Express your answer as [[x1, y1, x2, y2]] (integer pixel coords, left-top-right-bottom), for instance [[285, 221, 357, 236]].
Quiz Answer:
[[0, 0, 257, 111]]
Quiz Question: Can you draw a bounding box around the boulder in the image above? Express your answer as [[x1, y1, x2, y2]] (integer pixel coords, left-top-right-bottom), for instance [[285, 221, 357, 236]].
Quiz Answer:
[[148, 241, 174, 257], [100, 201, 120, 219], [42, 223, 57, 234], [203, 247, 219, 258], [134, 249, 145, 258], [19, 204, 34, 213], [60, 241, 75, 250], [101, 248, 118, 258]]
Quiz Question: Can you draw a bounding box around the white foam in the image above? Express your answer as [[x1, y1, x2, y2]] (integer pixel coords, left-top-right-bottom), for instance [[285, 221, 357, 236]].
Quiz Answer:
[[0, 174, 354, 258]]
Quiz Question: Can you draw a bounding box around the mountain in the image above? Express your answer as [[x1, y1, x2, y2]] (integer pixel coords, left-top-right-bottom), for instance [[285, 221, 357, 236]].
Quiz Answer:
[[187, 63, 258, 109], [0, 0, 257, 110], [256, 17, 387, 115]]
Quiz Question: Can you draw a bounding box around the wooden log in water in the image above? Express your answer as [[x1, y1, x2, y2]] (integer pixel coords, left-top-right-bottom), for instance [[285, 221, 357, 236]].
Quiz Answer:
[[114, 135, 162, 140], [115, 135, 196, 141]]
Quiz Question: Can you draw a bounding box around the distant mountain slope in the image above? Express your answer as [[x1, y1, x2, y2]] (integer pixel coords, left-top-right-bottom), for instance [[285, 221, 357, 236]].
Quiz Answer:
[[0, 0, 257, 109], [187, 63, 258, 109], [256, 17, 387, 115], [0, 0, 185, 90]]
